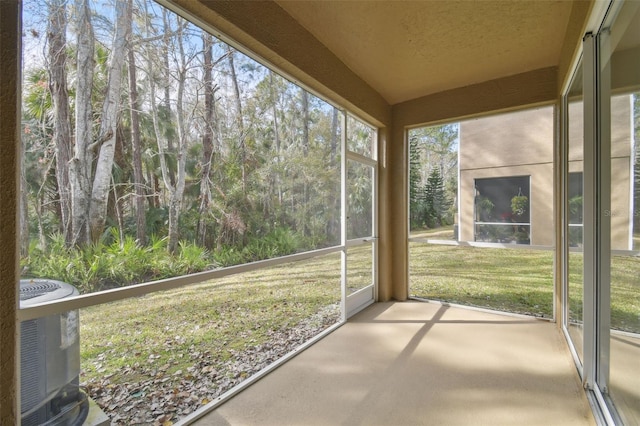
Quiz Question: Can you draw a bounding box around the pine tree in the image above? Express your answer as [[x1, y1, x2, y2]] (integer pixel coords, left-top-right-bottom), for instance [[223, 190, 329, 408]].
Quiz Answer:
[[423, 169, 447, 228], [409, 135, 424, 229]]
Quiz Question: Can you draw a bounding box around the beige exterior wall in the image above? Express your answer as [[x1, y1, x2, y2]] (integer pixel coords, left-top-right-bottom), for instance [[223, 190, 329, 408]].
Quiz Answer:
[[568, 95, 633, 250], [460, 96, 633, 249], [459, 106, 555, 246]]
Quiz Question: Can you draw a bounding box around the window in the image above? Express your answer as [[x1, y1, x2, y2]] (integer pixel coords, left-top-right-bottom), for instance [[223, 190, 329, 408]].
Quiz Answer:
[[474, 176, 531, 244]]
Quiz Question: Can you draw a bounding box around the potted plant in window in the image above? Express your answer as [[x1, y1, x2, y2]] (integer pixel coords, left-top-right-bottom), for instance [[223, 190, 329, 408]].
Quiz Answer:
[[510, 190, 528, 218]]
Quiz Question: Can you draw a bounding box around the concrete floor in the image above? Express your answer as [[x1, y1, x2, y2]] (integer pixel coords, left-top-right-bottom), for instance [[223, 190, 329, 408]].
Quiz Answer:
[[193, 301, 595, 426]]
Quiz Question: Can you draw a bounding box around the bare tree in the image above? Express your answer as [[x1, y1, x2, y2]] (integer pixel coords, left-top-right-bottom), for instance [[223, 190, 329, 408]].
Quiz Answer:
[[46, 0, 72, 243], [68, 0, 95, 246], [167, 19, 190, 253], [270, 71, 282, 206], [126, 0, 146, 245], [89, 0, 131, 242], [302, 89, 310, 157], [197, 32, 216, 245], [227, 46, 247, 191], [20, 137, 29, 257], [145, 12, 192, 253]]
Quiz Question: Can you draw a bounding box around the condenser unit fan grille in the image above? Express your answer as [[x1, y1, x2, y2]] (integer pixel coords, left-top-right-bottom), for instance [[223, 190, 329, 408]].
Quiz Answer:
[[20, 279, 77, 306], [20, 281, 62, 301]]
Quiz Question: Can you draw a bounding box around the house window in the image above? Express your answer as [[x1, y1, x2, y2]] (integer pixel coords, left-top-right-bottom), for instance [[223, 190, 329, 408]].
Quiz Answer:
[[474, 176, 530, 244]]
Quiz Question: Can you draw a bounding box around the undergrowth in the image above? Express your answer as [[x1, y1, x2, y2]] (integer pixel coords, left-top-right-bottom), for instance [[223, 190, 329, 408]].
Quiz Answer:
[[21, 226, 302, 293]]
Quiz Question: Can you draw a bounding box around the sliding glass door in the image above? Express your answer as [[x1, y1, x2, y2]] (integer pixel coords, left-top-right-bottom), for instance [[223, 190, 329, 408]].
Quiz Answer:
[[565, 62, 585, 366], [563, 1, 640, 423], [600, 2, 640, 423]]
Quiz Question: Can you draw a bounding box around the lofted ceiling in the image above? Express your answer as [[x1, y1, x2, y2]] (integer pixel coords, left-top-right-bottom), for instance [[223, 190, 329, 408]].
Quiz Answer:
[[275, 0, 576, 105]]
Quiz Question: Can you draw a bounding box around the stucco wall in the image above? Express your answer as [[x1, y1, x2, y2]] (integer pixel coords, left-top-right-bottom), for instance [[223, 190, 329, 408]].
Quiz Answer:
[[0, 1, 20, 422], [460, 106, 554, 169], [459, 107, 555, 246]]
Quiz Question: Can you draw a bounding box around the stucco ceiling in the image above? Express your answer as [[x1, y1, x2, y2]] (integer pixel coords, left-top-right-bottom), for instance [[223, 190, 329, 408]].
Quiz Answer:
[[276, 1, 575, 105]]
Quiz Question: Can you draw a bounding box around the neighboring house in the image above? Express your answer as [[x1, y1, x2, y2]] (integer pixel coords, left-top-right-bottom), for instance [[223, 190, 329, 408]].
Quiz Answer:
[[458, 95, 634, 249]]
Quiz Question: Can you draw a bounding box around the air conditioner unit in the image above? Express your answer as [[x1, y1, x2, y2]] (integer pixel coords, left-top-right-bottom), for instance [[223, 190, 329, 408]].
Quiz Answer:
[[20, 279, 89, 426]]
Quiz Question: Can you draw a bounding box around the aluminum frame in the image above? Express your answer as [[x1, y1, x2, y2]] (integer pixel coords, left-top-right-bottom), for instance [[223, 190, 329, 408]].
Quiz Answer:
[[561, 1, 632, 423], [582, 31, 599, 390], [344, 114, 378, 318]]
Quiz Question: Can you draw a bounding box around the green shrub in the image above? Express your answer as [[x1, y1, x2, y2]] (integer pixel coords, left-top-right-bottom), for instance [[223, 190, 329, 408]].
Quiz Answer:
[[176, 241, 214, 274], [213, 246, 245, 267], [23, 227, 302, 293]]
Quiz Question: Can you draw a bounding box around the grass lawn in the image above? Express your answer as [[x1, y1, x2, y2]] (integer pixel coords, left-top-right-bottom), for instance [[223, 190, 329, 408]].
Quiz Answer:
[[80, 252, 342, 423], [410, 242, 640, 333], [410, 225, 456, 240], [410, 243, 554, 318], [81, 252, 342, 379]]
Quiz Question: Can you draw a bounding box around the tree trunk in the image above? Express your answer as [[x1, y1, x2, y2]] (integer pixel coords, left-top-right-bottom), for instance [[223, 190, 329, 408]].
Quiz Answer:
[[89, 0, 130, 242], [302, 89, 309, 157], [270, 71, 283, 208], [330, 108, 339, 165], [197, 32, 216, 246], [167, 20, 189, 254], [161, 9, 177, 189], [227, 46, 246, 191], [69, 0, 95, 247], [47, 0, 72, 244], [146, 7, 177, 252], [301, 89, 310, 236], [112, 175, 125, 246], [127, 0, 146, 245], [329, 107, 340, 239]]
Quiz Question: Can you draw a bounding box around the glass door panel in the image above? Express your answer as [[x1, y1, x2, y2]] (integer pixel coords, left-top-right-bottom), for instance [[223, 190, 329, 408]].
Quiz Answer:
[[602, 2, 640, 422], [566, 63, 585, 364]]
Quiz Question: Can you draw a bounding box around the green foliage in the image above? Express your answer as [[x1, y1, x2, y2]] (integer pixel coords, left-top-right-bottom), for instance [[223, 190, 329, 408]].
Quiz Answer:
[[511, 194, 528, 217], [22, 229, 216, 293], [476, 196, 495, 222], [409, 135, 423, 230], [22, 224, 304, 292], [423, 169, 449, 228], [213, 227, 300, 267], [176, 241, 213, 274], [409, 124, 458, 230], [21, 0, 354, 292]]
